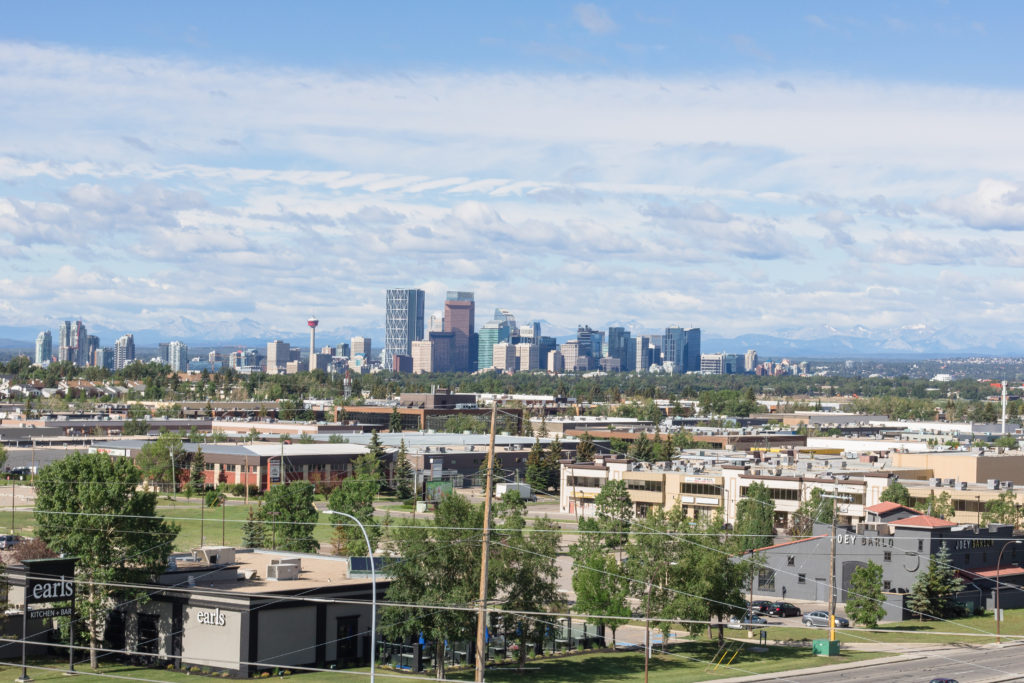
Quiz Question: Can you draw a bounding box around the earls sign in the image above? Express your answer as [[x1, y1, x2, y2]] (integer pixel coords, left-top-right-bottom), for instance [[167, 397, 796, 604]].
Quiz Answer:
[[24, 557, 77, 620], [195, 608, 227, 626]]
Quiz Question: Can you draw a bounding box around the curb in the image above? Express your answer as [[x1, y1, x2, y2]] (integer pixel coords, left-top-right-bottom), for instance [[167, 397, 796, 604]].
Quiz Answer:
[[708, 652, 926, 682]]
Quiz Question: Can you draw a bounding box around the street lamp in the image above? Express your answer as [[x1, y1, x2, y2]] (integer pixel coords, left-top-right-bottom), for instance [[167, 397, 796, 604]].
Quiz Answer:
[[325, 510, 376, 683], [996, 539, 1022, 642]]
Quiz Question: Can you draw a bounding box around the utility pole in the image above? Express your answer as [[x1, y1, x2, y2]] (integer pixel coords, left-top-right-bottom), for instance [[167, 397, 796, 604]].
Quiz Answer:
[[474, 402, 499, 682], [822, 491, 851, 642]]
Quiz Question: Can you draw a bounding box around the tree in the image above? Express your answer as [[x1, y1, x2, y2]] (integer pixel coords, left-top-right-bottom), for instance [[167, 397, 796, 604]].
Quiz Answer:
[[525, 438, 547, 493], [389, 407, 402, 433], [576, 433, 596, 462], [880, 480, 912, 507], [788, 487, 834, 536], [34, 451, 179, 668], [327, 452, 383, 555], [189, 447, 206, 492], [629, 432, 654, 461], [394, 439, 414, 500], [982, 489, 1020, 527], [134, 431, 183, 490], [241, 505, 267, 548], [594, 480, 633, 551], [993, 435, 1019, 449], [380, 494, 486, 680], [122, 403, 149, 436], [846, 561, 886, 628], [933, 491, 956, 521], [570, 518, 630, 650], [544, 436, 563, 492], [258, 482, 319, 553], [733, 482, 775, 552], [492, 493, 562, 669], [907, 543, 965, 620]]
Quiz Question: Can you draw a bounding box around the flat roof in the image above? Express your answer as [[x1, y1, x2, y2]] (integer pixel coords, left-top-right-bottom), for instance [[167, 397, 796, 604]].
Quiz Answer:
[[165, 548, 378, 594]]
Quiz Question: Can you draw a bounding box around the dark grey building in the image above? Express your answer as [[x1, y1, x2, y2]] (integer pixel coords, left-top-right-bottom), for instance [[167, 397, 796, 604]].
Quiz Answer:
[[747, 502, 1022, 621]]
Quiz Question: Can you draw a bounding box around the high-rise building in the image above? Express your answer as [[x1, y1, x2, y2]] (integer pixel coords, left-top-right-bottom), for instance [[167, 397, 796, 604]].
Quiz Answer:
[[35, 331, 52, 366], [411, 340, 434, 374], [385, 288, 425, 370], [700, 353, 726, 375], [745, 349, 758, 373], [114, 333, 136, 370], [71, 320, 88, 366], [560, 340, 589, 372], [429, 312, 445, 333], [428, 330, 455, 373], [350, 337, 371, 360], [476, 318, 511, 370], [515, 342, 540, 371], [517, 321, 541, 344], [443, 291, 475, 372], [57, 321, 73, 363], [95, 347, 114, 370], [663, 326, 701, 373], [168, 341, 189, 372], [87, 335, 99, 366], [492, 342, 516, 372], [634, 336, 653, 372], [266, 340, 290, 375], [538, 336, 557, 365], [158, 342, 171, 364], [606, 327, 631, 369], [547, 349, 564, 373]]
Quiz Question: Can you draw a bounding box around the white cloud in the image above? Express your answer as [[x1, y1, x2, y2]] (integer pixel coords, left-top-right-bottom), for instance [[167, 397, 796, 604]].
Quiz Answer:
[[573, 4, 617, 35], [933, 179, 1024, 230]]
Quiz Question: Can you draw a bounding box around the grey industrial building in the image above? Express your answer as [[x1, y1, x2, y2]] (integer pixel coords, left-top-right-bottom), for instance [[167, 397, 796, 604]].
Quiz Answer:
[[747, 502, 1024, 621]]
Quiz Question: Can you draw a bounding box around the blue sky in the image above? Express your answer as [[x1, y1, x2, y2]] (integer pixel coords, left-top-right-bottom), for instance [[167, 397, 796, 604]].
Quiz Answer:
[[3, 2, 1024, 346]]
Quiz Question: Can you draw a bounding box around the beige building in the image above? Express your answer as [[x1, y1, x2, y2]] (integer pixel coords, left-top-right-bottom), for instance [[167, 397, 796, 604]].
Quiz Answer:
[[265, 340, 290, 375], [350, 336, 371, 359], [515, 342, 540, 371], [411, 340, 433, 373], [492, 342, 516, 371], [547, 349, 564, 373]]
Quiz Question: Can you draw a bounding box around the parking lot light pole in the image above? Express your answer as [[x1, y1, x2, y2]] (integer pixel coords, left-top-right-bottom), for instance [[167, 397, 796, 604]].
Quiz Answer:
[[325, 510, 376, 683], [996, 540, 1021, 642]]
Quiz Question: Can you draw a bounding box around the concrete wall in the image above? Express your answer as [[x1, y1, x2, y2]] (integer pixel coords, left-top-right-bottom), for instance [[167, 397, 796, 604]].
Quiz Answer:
[[182, 605, 243, 669], [257, 607, 317, 666]]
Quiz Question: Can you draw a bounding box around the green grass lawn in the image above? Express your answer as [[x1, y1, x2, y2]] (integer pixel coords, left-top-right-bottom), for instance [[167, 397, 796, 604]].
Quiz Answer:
[[759, 610, 1024, 645], [0, 645, 886, 683], [4, 504, 345, 552]]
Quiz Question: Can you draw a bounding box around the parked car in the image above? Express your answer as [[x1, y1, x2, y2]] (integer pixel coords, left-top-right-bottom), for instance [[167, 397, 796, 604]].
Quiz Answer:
[[802, 611, 849, 628], [748, 600, 774, 615], [766, 602, 802, 617], [728, 612, 768, 629], [0, 534, 22, 549], [928, 679, 958, 683]]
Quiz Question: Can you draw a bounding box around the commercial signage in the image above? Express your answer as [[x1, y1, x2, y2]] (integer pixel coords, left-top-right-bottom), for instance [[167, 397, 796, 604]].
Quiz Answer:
[[269, 458, 281, 484], [28, 606, 74, 619], [195, 608, 227, 626], [24, 557, 77, 605], [837, 533, 894, 548]]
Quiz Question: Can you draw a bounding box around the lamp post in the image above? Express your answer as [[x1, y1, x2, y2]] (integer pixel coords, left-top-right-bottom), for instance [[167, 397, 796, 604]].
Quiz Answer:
[[996, 539, 1022, 642], [325, 510, 376, 683]]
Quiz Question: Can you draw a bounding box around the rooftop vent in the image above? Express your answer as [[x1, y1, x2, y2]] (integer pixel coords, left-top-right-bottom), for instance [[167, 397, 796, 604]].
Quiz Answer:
[[266, 558, 301, 581]]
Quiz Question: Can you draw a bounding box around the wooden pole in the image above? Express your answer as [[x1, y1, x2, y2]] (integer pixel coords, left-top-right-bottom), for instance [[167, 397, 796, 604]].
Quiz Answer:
[[474, 402, 499, 682]]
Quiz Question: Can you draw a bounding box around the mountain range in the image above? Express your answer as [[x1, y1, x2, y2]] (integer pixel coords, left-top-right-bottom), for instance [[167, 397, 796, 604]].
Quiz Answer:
[[0, 320, 1020, 358]]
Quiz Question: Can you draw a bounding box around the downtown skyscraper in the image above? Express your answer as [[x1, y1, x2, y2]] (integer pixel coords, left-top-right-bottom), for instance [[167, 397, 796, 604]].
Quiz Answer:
[[384, 288, 425, 370], [443, 291, 475, 372]]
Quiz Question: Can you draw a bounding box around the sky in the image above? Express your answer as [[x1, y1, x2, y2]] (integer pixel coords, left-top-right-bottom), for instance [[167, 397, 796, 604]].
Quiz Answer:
[[3, 1, 1024, 346]]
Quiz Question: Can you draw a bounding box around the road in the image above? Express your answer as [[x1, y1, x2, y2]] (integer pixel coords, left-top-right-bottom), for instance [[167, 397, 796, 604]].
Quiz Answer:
[[717, 642, 1024, 683]]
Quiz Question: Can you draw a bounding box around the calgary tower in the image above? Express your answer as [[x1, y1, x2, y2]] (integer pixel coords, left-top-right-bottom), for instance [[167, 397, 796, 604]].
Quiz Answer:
[[307, 316, 319, 372]]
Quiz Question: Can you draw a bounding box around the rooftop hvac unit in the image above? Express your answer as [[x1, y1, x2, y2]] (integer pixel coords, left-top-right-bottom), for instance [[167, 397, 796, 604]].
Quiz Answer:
[[987, 479, 1001, 490], [1007, 481, 1015, 490], [930, 477, 942, 487], [944, 478, 956, 487], [960, 482, 968, 491], [267, 558, 301, 581]]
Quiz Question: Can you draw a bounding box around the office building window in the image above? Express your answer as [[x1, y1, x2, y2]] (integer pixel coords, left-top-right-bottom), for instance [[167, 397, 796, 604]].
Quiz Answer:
[[757, 568, 776, 592], [883, 551, 892, 562], [798, 574, 806, 584], [787, 556, 795, 566]]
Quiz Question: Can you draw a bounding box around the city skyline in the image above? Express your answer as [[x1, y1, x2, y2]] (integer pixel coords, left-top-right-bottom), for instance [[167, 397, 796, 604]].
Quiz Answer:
[[5, 4, 1024, 352]]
